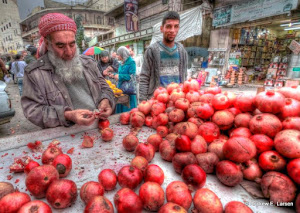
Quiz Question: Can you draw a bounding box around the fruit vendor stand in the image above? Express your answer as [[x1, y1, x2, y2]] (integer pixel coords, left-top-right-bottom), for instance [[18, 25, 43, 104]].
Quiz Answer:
[[0, 114, 295, 213]]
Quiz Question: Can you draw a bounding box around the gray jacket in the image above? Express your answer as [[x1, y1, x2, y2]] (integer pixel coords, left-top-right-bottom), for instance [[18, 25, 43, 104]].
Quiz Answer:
[[21, 54, 115, 129], [139, 41, 188, 101]]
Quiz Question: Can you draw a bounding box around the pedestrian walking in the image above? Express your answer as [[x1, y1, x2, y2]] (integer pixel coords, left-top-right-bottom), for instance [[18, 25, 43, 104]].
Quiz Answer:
[[10, 54, 27, 95]]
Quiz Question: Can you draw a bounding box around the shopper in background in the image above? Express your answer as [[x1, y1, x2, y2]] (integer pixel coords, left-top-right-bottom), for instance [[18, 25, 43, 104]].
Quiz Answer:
[[97, 50, 119, 85], [24, 46, 37, 64], [0, 57, 9, 81], [10, 54, 27, 95], [114, 46, 137, 113], [139, 11, 188, 102]]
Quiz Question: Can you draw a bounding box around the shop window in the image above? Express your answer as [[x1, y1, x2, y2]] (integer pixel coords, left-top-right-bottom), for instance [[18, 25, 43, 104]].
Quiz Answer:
[[3, 26, 5, 30], [108, 17, 114, 26], [6, 24, 8, 28], [9, 22, 11, 27]]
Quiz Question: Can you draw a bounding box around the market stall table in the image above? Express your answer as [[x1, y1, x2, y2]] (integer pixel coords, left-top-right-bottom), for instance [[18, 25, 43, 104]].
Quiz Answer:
[[0, 114, 295, 213]]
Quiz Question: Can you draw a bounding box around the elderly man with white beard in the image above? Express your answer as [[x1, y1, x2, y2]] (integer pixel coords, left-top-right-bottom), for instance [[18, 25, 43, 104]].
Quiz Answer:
[[21, 13, 115, 128]]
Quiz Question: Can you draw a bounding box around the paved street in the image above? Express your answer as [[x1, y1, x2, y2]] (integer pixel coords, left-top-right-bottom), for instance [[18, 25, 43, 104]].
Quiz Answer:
[[0, 81, 258, 139]]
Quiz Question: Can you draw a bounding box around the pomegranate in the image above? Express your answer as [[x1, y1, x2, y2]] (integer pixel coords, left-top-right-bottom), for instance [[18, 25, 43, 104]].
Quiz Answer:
[[154, 87, 168, 98], [198, 122, 220, 143], [157, 126, 169, 138], [241, 158, 262, 181], [296, 194, 300, 213], [195, 102, 214, 119], [52, 153, 72, 177], [101, 128, 114, 142], [114, 188, 143, 213], [169, 109, 185, 123], [23, 160, 40, 175], [144, 164, 164, 185], [138, 101, 152, 115], [234, 93, 255, 112], [157, 92, 170, 103], [172, 152, 197, 174], [227, 107, 242, 116], [199, 93, 214, 104], [117, 166, 143, 189], [170, 89, 185, 102], [167, 82, 180, 94], [234, 113, 252, 128], [165, 133, 179, 142], [145, 116, 154, 127], [219, 134, 229, 140], [185, 91, 201, 103], [151, 101, 166, 116], [120, 112, 130, 125], [174, 98, 190, 111], [130, 111, 145, 127], [274, 129, 300, 158], [0, 182, 14, 199], [249, 134, 274, 154], [175, 135, 191, 152], [130, 108, 139, 115], [159, 140, 176, 162], [80, 181, 104, 204], [249, 113, 282, 138], [254, 90, 285, 114], [208, 139, 226, 160], [18, 200, 52, 213], [222, 91, 236, 107], [156, 113, 169, 126], [181, 164, 206, 190], [147, 134, 163, 152], [196, 152, 219, 174], [187, 117, 203, 128], [46, 179, 77, 209], [260, 171, 297, 203], [158, 202, 187, 213], [193, 188, 223, 213], [191, 135, 207, 155], [173, 122, 198, 139], [0, 192, 31, 213], [183, 79, 200, 92], [204, 86, 221, 95], [212, 110, 234, 130], [98, 119, 110, 130], [276, 86, 300, 101], [84, 196, 114, 213], [98, 169, 117, 191], [224, 201, 253, 213], [223, 136, 256, 163], [278, 98, 300, 119], [212, 93, 230, 110], [258, 150, 286, 171], [139, 181, 165, 211], [216, 160, 243, 186], [122, 134, 139, 152], [282, 117, 300, 131], [135, 142, 155, 162], [287, 158, 300, 184], [166, 181, 192, 210], [26, 165, 59, 198], [230, 127, 252, 138], [41, 146, 63, 164], [131, 156, 148, 175]]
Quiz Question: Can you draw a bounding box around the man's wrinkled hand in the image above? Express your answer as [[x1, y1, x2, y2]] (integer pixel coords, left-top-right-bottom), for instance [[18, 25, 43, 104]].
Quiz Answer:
[[98, 99, 113, 120], [64, 109, 95, 126]]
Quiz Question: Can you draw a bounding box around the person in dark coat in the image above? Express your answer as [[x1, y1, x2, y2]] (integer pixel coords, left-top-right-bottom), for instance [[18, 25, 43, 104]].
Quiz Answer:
[[97, 50, 119, 85]]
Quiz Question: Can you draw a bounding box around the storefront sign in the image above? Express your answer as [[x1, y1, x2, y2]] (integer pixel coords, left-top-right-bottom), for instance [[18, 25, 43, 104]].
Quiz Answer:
[[124, 0, 139, 32], [213, 0, 298, 27]]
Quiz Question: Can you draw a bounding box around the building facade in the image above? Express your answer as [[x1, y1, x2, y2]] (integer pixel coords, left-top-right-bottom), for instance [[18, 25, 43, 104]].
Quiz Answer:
[[0, 0, 24, 54]]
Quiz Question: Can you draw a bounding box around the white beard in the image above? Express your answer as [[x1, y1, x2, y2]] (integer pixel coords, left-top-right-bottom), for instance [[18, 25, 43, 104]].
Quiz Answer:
[[48, 45, 84, 84]]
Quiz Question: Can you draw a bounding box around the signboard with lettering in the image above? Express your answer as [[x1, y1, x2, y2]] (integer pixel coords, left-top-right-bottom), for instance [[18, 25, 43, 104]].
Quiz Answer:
[[124, 0, 139, 32]]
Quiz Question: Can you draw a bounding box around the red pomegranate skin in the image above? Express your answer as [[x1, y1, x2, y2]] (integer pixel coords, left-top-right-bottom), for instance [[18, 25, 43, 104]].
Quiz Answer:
[[138, 101, 152, 115], [175, 135, 191, 152], [25, 165, 59, 198], [261, 171, 297, 203], [156, 113, 169, 126], [227, 107, 242, 116], [175, 98, 190, 111], [277, 86, 300, 101], [212, 110, 234, 130], [144, 164, 164, 185], [196, 152, 219, 174], [120, 112, 130, 125], [199, 93, 214, 104], [172, 152, 197, 174], [98, 119, 110, 130], [145, 115, 153, 127], [101, 128, 114, 142], [181, 164, 206, 190], [173, 122, 198, 140], [223, 91, 237, 107], [216, 160, 243, 187], [117, 166, 143, 190], [204, 86, 221, 95], [0, 192, 31, 213], [234, 113, 252, 128], [98, 169, 118, 191], [166, 181, 192, 210], [24, 160, 40, 174], [52, 153, 72, 178], [187, 117, 203, 128], [191, 135, 207, 155], [18, 200, 52, 213], [122, 134, 139, 152], [0, 182, 14, 199], [193, 188, 223, 213], [223, 137, 256, 163], [114, 188, 143, 213], [159, 140, 176, 162], [158, 202, 187, 213], [282, 117, 300, 131], [208, 139, 226, 160], [279, 98, 300, 119], [212, 94, 230, 110], [196, 102, 214, 119], [224, 201, 253, 213], [46, 179, 77, 209], [254, 90, 285, 114], [147, 134, 163, 152], [198, 122, 220, 143], [241, 159, 262, 181], [234, 93, 255, 112], [249, 113, 282, 138], [130, 111, 145, 127], [84, 196, 114, 213], [169, 109, 185, 123], [80, 181, 104, 204], [249, 134, 274, 154], [41, 146, 63, 164], [274, 129, 300, 158], [131, 156, 148, 175], [157, 126, 168, 138], [135, 142, 155, 162], [230, 127, 252, 138], [287, 158, 300, 185], [258, 150, 286, 171], [151, 102, 166, 116], [139, 182, 165, 211]]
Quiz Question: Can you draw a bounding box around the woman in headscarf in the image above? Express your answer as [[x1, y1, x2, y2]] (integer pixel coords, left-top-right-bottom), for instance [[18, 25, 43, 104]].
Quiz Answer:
[[97, 50, 119, 85], [114, 46, 137, 113]]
